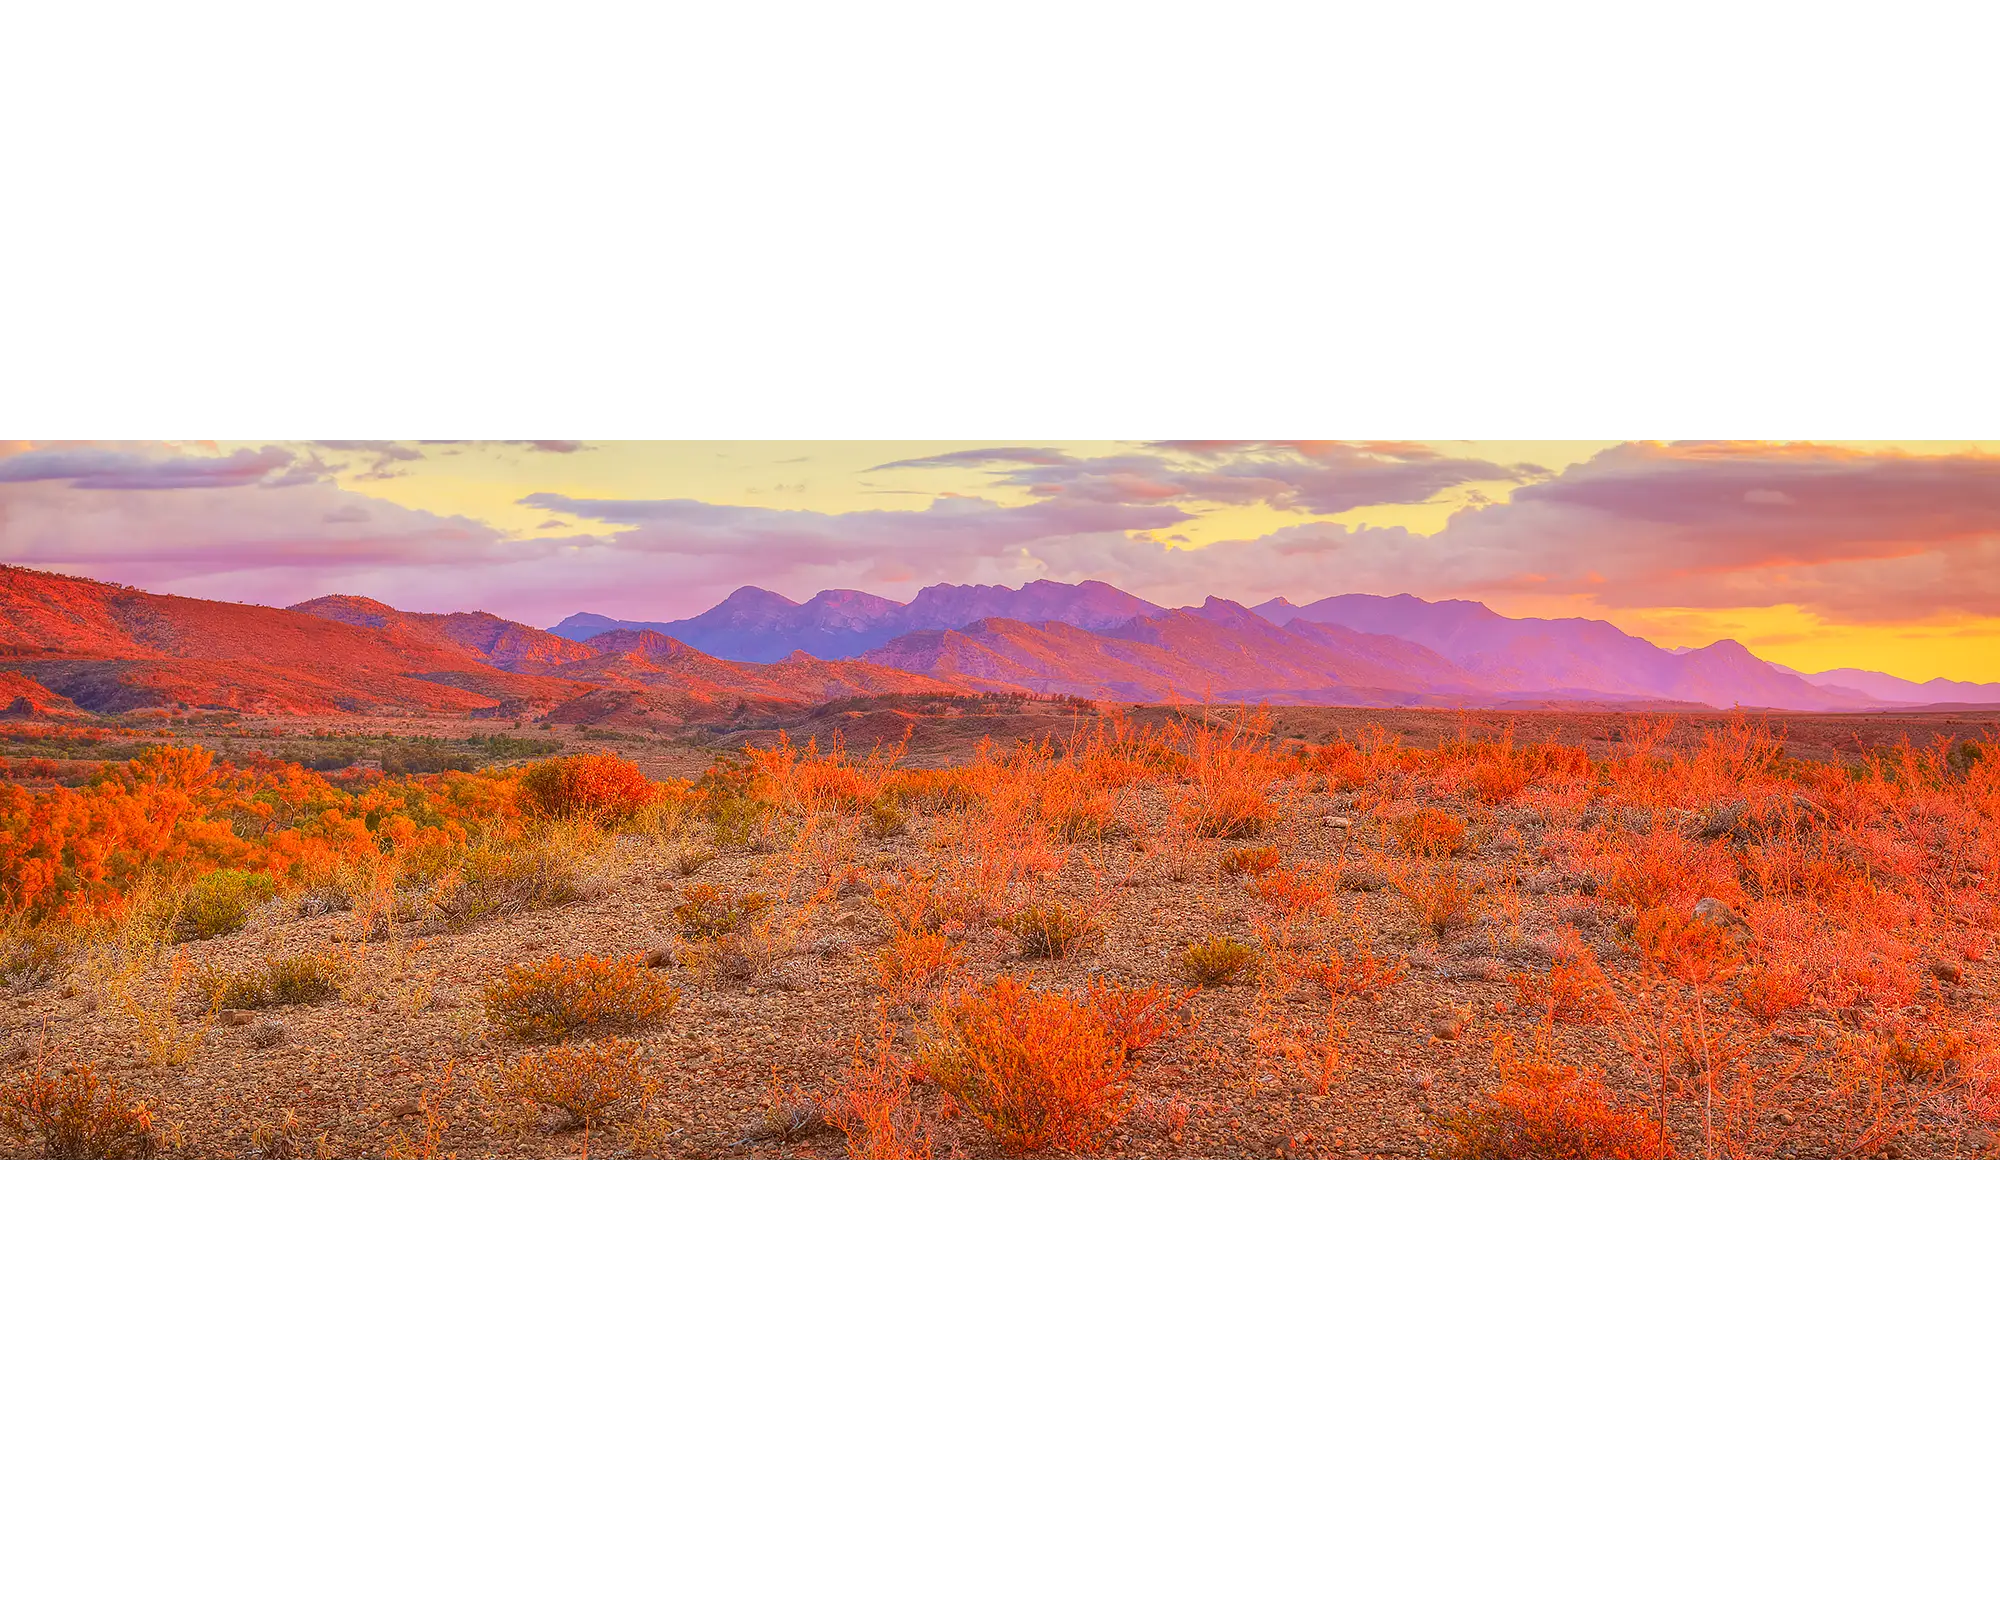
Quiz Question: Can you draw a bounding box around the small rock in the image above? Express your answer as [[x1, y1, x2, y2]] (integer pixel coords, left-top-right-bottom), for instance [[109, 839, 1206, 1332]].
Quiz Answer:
[[222, 1009, 254, 1027], [643, 947, 676, 969], [1772, 1110, 1795, 1126], [1326, 816, 1353, 832], [1693, 897, 1749, 936], [1930, 959, 1964, 985]]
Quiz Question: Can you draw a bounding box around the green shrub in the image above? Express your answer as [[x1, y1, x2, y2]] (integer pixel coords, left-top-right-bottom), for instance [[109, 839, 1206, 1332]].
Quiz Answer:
[[171, 870, 275, 943]]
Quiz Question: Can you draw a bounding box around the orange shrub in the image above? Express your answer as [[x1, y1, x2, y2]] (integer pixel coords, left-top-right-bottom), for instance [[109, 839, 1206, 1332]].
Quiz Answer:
[[1465, 758, 1531, 806], [1085, 977, 1190, 1058], [1, 1062, 158, 1159], [1596, 827, 1736, 911], [1737, 962, 1809, 1023], [1220, 845, 1281, 878], [482, 952, 680, 1042], [1181, 781, 1275, 840], [1445, 1028, 1666, 1160], [1395, 863, 1480, 939], [830, 1016, 932, 1160], [517, 753, 652, 824], [1249, 865, 1330, 916], [491, 1038, 657, 1133], [873, 928, 965, 995], [1632, 905, 1742, 985], [1296, 944, 1405, 998], [1395, 808, 1468, 856], [921, 977, 1131, 1155], [1506, 945, 1611, 1023]]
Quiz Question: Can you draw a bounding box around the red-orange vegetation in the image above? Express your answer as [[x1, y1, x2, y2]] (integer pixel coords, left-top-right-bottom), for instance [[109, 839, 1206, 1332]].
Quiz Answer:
[[1, 1061, 159, 1159], [482, 952, 680, 1042], [1506, 943, 1612, 1023], [1084, 976, 1190, 1058], [1632, 905, 1743, 985], [517, 752, 652, 823], [921, 976, 1132, 1155], [1219, 845, 1281, 878], [1394, 808, 1468, 856], [873, 928, 965, 995], [1737, 962, 1809, 1023], [1446, 1027, 1666, 1159], [491, 1038, 658, 1135]]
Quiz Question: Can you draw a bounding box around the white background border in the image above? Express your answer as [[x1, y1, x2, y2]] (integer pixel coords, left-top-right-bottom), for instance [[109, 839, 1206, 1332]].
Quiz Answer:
[[5, 3, 1996, 1594]]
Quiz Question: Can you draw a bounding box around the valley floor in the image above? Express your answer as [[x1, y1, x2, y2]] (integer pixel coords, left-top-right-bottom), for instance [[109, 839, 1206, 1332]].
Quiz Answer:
[[3, 707, 1996, 1159]]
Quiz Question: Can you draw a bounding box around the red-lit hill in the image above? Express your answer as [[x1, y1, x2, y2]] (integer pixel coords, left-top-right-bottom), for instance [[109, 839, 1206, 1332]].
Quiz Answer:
[[863, 599, 1485, 705], [0, 567, 584, 717]]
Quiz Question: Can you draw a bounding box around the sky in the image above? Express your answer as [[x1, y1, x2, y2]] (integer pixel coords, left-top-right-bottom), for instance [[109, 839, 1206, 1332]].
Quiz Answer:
[[2, 439, 1997, 684]]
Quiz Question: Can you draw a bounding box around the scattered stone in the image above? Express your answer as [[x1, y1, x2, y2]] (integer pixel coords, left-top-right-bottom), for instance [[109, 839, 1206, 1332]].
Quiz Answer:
[[752, 961, 808, 993], [1773, 1110, 1796, 1126], [1326, 816, 1353, 832], [643, 947, 676, 968], [736, 1102, 834, 1146], [1693, 897, 1750, 936], [222, 1009, 254, 1027], [1930, 959, 1964, 985], [1697, 794, 1829, 843]]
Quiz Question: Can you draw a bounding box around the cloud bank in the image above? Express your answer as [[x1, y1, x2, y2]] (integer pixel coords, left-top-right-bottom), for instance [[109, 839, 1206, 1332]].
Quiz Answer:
[[2, 440, 1996, 636]]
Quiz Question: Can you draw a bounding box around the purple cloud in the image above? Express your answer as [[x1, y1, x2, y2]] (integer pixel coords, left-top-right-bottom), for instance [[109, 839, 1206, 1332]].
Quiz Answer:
[[873, 440, 1530, 518], [0, 445, 300, 490]]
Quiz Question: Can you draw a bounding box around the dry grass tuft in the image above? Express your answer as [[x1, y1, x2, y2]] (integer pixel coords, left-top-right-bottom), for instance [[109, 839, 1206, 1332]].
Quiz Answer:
[[199, 952, 345, 1011], [1, 1061, 159, 1159], [1181, 936, 1258, 988], [671, 884, 773, 941], [490, 1037, 659, 1136], [1001, 901, 1105, 960], [171, 869, 276, 943], [482, 953, 680, 1043], [1220, 846, 1281, 878]]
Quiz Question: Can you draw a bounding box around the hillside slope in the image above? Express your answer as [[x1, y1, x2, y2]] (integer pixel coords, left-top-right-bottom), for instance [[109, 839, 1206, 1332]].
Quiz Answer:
[[1, 567, 574, 716], [865, 600, 1485, 705]]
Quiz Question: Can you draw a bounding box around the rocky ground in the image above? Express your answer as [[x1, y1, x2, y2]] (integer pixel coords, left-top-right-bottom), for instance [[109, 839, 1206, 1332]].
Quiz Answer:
[[7, 708, 1995, 1160]]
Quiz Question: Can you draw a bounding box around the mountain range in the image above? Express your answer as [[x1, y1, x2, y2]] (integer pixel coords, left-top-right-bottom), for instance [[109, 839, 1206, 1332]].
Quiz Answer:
[[549, 580, 1165, 662], [1, 563, 1992, 724], [554, 580, 1995, 713]]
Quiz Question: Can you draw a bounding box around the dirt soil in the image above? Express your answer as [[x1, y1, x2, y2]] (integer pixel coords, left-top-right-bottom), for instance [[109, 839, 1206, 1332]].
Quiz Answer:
[[7, 704, 1995, 1161]]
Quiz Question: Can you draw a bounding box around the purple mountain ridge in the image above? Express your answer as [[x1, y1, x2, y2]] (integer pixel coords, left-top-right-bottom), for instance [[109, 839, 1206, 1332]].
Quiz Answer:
[[546, 579, 1986, 712]]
